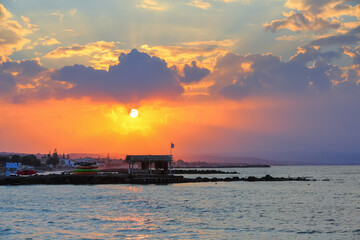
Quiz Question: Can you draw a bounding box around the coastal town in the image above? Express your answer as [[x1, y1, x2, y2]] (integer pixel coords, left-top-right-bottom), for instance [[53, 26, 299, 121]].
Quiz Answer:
[[0, 149, 312, 186], [0, 149, 172, 176]]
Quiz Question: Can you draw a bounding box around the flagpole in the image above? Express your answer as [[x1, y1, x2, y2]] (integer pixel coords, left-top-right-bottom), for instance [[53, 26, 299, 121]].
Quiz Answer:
[[170, 141, 173, 156], [170, 141, 174, 175]]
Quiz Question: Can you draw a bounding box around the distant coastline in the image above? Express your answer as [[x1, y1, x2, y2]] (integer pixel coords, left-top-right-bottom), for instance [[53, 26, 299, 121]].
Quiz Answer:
[[1, 151, 359, 167]]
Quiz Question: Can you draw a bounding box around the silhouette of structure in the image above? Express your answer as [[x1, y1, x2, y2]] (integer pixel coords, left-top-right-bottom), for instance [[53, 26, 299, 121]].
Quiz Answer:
[[125, 155, 173, 175]]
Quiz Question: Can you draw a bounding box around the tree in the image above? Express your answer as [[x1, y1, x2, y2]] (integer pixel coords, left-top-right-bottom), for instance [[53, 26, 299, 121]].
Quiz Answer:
[[0, 156, 10, 167], [20, 155, 41, 167], [10, 155, 21, 163], [46, 157, 59, 167], [46, 149, 60, 167]]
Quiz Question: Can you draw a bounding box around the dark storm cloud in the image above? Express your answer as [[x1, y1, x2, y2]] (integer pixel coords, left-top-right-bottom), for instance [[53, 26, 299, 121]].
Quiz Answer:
[[180, 61, 210, 83], [0, 60, 46, 98], [0, 50, 185, 103], [0, 60, 45, 78], [52, 49, 184, 102], [308, 26, 360, 46], [264, 0, 360, 35], [0, 69, 15, 95], [0, 48, 358, 104], [211, 46, 357, 100]]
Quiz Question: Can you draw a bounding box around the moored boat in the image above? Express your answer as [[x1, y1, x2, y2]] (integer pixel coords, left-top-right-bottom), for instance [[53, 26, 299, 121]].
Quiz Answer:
[[17, 169, 37, 176], [73, 161, 98, 175]]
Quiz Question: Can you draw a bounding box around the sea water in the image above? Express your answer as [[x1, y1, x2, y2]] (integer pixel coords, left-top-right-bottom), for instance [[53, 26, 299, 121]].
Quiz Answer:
[[0, 166, 359, 240]]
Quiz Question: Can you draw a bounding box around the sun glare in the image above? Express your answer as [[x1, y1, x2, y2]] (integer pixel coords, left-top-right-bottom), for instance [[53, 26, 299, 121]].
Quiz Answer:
[[130, 109, 139, 118]]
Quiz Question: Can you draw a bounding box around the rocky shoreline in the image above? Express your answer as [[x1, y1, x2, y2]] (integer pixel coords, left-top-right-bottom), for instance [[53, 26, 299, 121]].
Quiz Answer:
[[172, 169, 238, 174], [0, 174, 314, 185]]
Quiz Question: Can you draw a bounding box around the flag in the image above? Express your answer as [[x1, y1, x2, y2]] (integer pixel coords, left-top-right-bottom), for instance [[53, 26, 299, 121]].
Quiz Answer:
[[171, 142, 174, 148]]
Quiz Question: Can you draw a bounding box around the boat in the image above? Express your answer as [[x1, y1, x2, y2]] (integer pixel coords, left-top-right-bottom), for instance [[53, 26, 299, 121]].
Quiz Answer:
[[17, 169, 37, 176], [74, 166, 98, 169], [73, 162, 98, 175]]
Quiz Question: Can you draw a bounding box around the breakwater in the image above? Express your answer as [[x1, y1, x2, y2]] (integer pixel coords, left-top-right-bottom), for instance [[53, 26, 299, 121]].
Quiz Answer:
[[0, 174, 313, 185], [172, 169, 238, 174]]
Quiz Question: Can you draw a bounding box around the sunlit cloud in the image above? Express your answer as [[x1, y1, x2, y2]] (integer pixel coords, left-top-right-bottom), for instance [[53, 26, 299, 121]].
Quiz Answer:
[[222, 0, 252, 3], [0, 4, 35, 61], [307, 26, 360, 47], [187, 0, 212, 10], [209, 45, 359, 100], [136, 0, 166, 11], [48, 12, 64, 21], [21, 15, 39, 31], [42, 38, 234, 71], [38, 36, 61, 46], [265, 0, 360, 34], [343, 45, 360, 65], [69, 9, 77, 16], [276, 35, 297, 41], [140, 39, 235, 71], [44, 41, 125, 70]]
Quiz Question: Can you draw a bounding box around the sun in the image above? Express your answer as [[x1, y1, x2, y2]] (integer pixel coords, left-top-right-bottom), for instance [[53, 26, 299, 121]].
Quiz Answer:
[[130, 109, 139, 118]]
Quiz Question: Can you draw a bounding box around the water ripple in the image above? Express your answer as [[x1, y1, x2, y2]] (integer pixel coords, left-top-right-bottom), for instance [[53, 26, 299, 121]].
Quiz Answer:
[[0, 166, 359, 239]]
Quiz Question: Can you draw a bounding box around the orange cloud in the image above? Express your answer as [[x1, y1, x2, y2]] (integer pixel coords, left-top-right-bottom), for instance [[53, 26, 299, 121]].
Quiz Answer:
[[265, 0, 360, 34], [42, 39, 233, 71], [136, 0, 166, 11], [48, 12, 64, 21], [35, 36, 61, 46], [0, 4, 35, 61], [187, 0, 212, 10], [42, 37, 61, 46], [44, 41, 125, 70], [140, 39, 234, 71]]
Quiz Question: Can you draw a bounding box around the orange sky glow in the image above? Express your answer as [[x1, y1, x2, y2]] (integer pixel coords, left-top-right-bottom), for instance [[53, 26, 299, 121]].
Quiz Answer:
[[1, 1, 359, 157]]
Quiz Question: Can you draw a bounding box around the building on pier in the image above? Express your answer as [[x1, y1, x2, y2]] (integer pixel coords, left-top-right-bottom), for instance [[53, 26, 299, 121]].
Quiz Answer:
[[125, 155, 173, 175]]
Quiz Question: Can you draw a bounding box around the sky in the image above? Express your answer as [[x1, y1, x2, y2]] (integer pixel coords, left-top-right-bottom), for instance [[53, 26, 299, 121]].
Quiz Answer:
[[0, 0, 359, 157]]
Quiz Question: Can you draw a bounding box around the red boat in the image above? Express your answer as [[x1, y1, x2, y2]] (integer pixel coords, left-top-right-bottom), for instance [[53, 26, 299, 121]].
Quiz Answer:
[[17, 170, 37, 176]]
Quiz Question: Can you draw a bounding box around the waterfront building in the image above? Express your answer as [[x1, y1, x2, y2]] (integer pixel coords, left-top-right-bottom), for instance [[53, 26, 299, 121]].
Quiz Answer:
[[125, 155, 173, 175]]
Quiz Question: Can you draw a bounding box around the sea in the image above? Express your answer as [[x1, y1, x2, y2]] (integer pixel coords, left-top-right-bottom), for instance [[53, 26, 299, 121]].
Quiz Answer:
[[0, 166, 359, 240]]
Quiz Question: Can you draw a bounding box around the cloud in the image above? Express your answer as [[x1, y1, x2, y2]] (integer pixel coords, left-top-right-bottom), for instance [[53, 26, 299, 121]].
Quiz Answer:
[[44, 41, 124, 70], [140, 39, 234, 71], [136, 0, 165, 11], [180, 61, 210, 83], [0, 68, 16, 95], [51, 49, 184, 103], [265, 0, 360, 33], [210, 46, 358, 100], [307, 26, 360, 47], [48, 12, 64, 21], [343, 45, 360, 65], [39, 37, 61, 46], [0, 4, 34, 61], [21, 15, 39, 30], [188, 0, 212, 10], [43, 39, 233, 71], [0, 50, 185, 103], [0, 59, 73, 103], [2, 46, 358, 106], [265, 11, 340, 33], [69, 9, 77, 16], [276, 35, 297, 41]]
